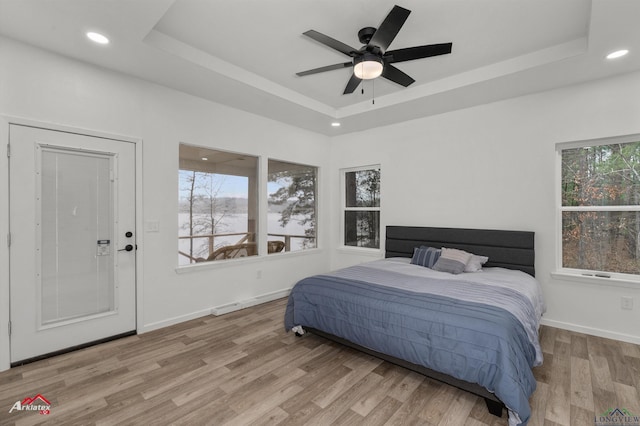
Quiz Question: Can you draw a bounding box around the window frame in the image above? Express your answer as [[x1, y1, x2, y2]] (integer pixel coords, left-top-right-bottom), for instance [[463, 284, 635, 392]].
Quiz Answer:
[[177, 144, 260, 266], [340, 165, 381, 251], [266, 158, 319, 254], [556, 134, 640, 283]]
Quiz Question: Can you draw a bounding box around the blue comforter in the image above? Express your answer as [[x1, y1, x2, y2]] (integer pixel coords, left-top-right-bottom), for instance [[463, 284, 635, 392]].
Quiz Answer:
[[284, 260, 544, 426]]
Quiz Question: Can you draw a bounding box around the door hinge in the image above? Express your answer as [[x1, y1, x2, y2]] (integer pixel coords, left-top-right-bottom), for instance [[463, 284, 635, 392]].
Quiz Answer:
[[6, 143, 10, 158], [8, 321, 11, 337], [6, 233, 10, 248]]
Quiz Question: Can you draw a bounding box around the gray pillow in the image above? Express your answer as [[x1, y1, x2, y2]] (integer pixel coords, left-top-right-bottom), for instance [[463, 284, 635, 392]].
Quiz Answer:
[[432, 247, 473, 274], [410, 246, 441, 268]]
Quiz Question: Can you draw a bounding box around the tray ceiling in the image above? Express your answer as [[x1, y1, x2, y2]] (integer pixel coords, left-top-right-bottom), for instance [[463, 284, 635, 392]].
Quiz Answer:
[[1, 0, 639, 135]]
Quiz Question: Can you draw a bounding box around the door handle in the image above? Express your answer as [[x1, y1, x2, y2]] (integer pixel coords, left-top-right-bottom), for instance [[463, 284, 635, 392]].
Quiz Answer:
[[118, 244, 134, 252]]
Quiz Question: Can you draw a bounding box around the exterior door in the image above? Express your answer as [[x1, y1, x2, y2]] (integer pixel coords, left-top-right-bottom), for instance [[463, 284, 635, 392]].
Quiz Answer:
[[9, 124, 136, 363]]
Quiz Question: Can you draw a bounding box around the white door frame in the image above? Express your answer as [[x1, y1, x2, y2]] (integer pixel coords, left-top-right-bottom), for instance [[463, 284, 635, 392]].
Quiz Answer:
[[0, 116, 144, 372]]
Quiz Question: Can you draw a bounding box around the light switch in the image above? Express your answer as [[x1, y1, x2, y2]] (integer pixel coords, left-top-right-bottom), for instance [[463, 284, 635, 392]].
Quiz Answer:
[[145, 221, 160, 233]]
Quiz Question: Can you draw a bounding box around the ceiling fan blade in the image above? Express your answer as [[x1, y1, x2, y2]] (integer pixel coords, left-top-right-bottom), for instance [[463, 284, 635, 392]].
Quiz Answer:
[[297, 62, 352, 77], [381, 64, 415, 87], [303, 30, 360, 57], [385, 43, 453, 63], [368, 5, 411, 53], [343, 73, 362, 94]]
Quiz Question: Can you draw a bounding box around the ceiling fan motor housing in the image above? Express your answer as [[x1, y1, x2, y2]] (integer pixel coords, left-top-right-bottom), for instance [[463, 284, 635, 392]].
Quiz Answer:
[[358, 27, 377, 45]]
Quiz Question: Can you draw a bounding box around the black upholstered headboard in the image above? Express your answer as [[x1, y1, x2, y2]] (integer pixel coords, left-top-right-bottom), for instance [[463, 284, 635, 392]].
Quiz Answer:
[[385, 226, 535, 276]]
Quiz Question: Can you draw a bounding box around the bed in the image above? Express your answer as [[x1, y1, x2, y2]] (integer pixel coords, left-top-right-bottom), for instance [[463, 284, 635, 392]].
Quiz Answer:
[[284, 226, 545, 426]]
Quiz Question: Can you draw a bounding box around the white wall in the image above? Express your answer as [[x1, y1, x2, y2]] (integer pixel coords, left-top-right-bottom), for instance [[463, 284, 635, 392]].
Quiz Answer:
[[0, 36, 331, 370], [329, 71, 640, 344], [2, 34, 639, 372]]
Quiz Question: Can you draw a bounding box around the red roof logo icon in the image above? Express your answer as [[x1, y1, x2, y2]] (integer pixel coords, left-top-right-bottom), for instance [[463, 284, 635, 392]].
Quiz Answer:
[[21, 394, 51, 406]]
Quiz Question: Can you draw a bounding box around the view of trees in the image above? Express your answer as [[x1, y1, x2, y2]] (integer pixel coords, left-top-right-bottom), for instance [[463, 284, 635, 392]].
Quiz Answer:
[[177, 157, 380, 262], [344, 168, 381, 248], [178, 161, 316, 264], [561, 141, 640, 274], [268, 162, 317, 249], [178, 170, 245, 262]]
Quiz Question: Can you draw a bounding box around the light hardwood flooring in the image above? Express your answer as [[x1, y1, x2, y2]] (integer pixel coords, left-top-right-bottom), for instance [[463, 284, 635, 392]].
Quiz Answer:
[[0, 298, 639, 426]]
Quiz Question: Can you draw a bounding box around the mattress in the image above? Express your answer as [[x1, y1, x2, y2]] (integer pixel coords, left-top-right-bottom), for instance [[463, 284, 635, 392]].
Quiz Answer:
[[284, 258, 546, 426]]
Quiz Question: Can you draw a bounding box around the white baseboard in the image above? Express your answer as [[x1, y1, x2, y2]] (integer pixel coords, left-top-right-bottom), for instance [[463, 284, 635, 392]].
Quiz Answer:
[[540, 318, 640, 345], [211, 302, 243, 316], [211, 288, 291, 316], [140, 288, 291, 333], [140, 307, 214, 333]]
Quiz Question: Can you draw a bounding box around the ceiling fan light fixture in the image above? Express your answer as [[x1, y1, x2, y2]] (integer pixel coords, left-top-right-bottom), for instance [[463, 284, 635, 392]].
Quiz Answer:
[[86, 31, 109, 45], [354, 54, 384, 80]]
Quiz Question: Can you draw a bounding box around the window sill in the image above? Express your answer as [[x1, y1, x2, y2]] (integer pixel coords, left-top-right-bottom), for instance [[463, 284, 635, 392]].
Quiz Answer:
[[336, 246, 383, 257], [175, 248, 324, 274], [550, 271, 640, 289]]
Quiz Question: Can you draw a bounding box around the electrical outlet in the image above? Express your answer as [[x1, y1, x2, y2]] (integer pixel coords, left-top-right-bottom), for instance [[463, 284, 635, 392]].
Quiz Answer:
[[621, 296, 634, 310]]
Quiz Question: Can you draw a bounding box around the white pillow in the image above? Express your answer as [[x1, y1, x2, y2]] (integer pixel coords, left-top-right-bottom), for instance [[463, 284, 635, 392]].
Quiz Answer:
[[464, 254, 489, 272]]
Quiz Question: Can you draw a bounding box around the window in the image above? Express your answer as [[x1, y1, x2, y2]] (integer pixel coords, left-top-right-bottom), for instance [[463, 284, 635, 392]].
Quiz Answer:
[[267, 160, 317, 253], [559, 137, 640, 277], [342, 166, 381, 248], [178, 144, 258, 265]]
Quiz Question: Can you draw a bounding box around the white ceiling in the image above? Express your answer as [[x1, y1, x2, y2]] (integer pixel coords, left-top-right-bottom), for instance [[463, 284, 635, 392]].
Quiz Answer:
[[1, 0, 639, 135]]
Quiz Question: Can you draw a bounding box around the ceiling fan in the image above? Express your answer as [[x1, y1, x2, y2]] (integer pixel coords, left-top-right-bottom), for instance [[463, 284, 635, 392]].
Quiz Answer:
[[296, 5, 453, 95]]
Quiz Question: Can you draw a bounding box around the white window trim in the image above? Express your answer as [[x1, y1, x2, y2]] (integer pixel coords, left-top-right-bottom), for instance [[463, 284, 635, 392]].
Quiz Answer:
[[340, 164, 381, 251], [555, 134, 640, 284]]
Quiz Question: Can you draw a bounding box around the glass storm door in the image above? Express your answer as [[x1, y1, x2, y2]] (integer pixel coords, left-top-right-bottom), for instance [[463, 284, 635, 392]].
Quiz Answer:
[[9, 125, 136, 363]]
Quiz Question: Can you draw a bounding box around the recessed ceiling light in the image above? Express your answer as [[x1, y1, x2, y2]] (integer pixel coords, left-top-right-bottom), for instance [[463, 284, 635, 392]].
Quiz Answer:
[[201, 157, 208, 161], [87, 32, 109, 45], [331, 122, 341, 127], [606, 49, 629, 60]]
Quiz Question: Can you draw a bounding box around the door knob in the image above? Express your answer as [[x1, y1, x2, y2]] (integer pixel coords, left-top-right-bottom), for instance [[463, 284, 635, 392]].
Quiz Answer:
[[118, 244, 134, 252]]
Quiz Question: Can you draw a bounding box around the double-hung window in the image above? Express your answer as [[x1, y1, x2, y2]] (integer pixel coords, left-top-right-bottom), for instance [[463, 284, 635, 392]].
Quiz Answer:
[[558, 136, 640, 278], [342, 166, 381, 249]]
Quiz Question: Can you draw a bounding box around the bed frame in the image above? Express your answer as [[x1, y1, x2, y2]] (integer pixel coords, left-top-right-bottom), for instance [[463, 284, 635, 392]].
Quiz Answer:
[[306, 225, 535, 418], [385, 226, 535, 277]]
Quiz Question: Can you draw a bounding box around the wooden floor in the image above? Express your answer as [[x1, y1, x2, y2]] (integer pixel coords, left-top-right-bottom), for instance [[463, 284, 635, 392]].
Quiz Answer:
[[1, 298, 639, 426]]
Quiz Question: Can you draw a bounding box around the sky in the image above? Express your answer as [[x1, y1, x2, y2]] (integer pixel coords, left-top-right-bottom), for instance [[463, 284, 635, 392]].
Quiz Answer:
[[178, 171, 282, 200]]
